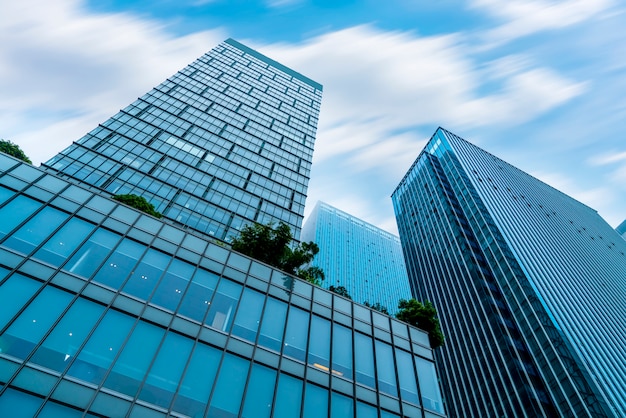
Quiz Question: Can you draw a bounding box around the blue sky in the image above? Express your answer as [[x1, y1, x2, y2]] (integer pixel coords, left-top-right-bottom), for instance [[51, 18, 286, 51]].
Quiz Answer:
[[2, 0, 626, 234]]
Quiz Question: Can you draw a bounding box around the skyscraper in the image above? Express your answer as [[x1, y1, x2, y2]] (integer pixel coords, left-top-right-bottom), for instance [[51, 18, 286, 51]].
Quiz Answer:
[[392, 127, 626, 418], [301, 201, 412, 313], [43, 38, 322, 241], [0, 40, 447, 418]]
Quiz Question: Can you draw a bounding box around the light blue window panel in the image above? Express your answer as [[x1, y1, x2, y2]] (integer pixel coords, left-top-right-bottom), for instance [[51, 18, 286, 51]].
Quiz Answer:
[[258, 297, 288, 352], [331, 391, 353, 417], [138, 331, 193, 408], [308, 315, 330, 371], [396, 349, 419, 405], [375, 340, 398, 397], [205, 279, 241, 332], [354, 332, 376, 388], [177, 268, 218, 322], [30, 298, 104, 372], [0, 195, 42, 240], [0, 388, 42, 418], [2, 206, 67, 255], [241, 363, 276, 418], [34, 217, 95, 267], [172, 342, 221, 416], [150, 257, 195, 312], [273, 373, 302, 417], [37, 400, 83, 417], [0, 286, 72, 360], [415, 356, 444, 413], [0, 186, 14, 205], [303, 382, 328, 418], [0, 273, 42, 329], [103, 320, 164, 397], [381, 410, 400, 418], [92, 238, 144, 289], [122, 248, 169, 301], [67, 309, 135, 385], [64, 228, 121, 278], [283, 305, 309, 362], [208, 353, 250, 417], [232, 287, 265, 342], [332, 323, 353, 380], [356, 401, 378, 418]]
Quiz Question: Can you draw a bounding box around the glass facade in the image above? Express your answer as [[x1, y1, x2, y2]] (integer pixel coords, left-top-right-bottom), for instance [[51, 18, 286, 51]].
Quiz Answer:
[[42, 38, 322, 241], [301, 201, 412, 313], [392, 128, 626, 418]]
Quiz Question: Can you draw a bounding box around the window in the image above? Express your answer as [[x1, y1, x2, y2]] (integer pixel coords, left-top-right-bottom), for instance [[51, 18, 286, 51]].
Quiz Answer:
[[232, 287, 265, 342], [122, 248, 170, 301], [2, 206, 67, 254], [177, 268, 218, 322], [241, 363, 276, 418], [308, 315, 331, 371], [273, 373, 302, 417], [150, 258, 195, 311], [0, 195, 42, 240], [283, 306, 309, 362], [258, 297, 287, 352], [415, 356, 444, 413], [205, 279, 242, 332], [354, 332, 375, 388], [396, 349, 419, 405], [34, 218, 95, 267], [375, 340, 398, 397], [0, 273, 42, 330], [208, 353, 250, 417], [303, 383, 328, 418], [332, 324, 352, 379], [64, 228, 121, 278], [92, 238, 145, 289]]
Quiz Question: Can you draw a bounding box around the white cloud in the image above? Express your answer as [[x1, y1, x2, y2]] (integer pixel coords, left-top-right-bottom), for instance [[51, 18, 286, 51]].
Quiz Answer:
[[589, 151, 626, 166]]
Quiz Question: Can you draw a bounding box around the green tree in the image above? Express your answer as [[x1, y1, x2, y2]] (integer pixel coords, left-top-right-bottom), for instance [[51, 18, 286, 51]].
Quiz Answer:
[[0, 139, 32, 164], [112, 194, 163, 218], [364, 301, 389, 315], [230, 222, 325, 286], [329, 285, 351, 300], [395, 299, 445, 348]]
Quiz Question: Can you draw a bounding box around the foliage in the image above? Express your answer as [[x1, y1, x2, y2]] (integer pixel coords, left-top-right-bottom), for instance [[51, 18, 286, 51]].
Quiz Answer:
[[329, 285, 351, 300], [364, 301, 389, 315], [112, 194, 163, 218], [230, 222, 325, 286], [0, 139, 32, 164], [395, 299, 445, 348]]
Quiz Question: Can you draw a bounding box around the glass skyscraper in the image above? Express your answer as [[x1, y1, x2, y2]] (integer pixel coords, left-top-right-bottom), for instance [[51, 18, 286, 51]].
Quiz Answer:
[[392, 127, 626, 418], [0, 40, 447, 418], [301, 201, 412, 313]]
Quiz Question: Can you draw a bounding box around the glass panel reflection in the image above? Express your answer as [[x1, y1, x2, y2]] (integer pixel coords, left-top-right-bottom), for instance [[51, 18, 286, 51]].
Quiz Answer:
[[0, 195, 42, 240], [258, 297, 287, 352], [177, 268, 218, 322], [205, 279, 241, 332], [34, 218, 95, 267], [232, 287, 265, 342], [375, 340, 398, 397], [415, 356, 444, 413], [308, 315, 330, 372], [65, 228, 121, 279], [150, 258, 195, 311], [92, 239, 144, 289], [122, 248, 169, 301], [0, 273, 42, 330], [273, 373, 302, 417], [2, 206, 67, 255], [396, 349, 419, 405], [303, 383, 328, 418], [208, 353, 250, 417], [241, 363, 276, 418], [283, 305, 309, 362], [331, 391, 353, 417], [332, 323, 353, 379], [354, 332, 376, 388]]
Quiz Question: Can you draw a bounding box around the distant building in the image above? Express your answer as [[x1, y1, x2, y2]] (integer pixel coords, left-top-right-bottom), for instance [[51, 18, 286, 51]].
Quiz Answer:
[[302, 201, 411, 313], [392, 127, 626, 418], [615, 219, 626, 240]]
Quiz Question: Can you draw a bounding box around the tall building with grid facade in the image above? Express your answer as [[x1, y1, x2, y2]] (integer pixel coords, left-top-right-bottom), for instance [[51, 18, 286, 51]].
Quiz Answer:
[[301, 201, 412, 313], [0, 40, 447, 418], [392, 127, 626, 418], [43, 38, 321, 241]]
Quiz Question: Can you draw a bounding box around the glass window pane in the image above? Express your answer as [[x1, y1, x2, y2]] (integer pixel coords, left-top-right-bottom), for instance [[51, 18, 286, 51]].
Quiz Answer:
[[172, 342, 221, 416], [415, 356, 444, 413], [232, 287, 265, 343], [303, 383, 328, 418], [30, 298, 104, 372], [34, 218, 95, 266], [92, 238, 144, 289], [38, 401, 83, 418], [0, 388, 42, 418], [0, 195, 41, 240], [0, 286, 73, 360], [375, 340, 398, 397], [0, 273, 42, 329], [356, 401, 378, 418], [209, 353, 250, 417], [205, 279, 242, 332], [258, 297, 287, 352], [396, 350, 419, 405], [67, 309, 135, 385], [139, 331, 193, 408], [308, 315, 330, 371], [331, 391, 353, 418], [150, 258, 195, 311], [64, 228, 121, 278], [2, 206, 67, 254], [241, 363, 276, 418], [122, 248, 169, 301], [332, 323, 353, 379], [273, 373, 302, 417], [355, 332, 376, 388], [0, 186, 14, 205], [177, 268, 218, 322], [284, 306, 309, 362]]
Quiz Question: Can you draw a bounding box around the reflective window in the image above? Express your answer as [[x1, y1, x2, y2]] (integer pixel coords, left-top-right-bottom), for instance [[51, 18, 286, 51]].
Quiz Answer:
[[64, 228, 120, 278], [0, 195, 41, 240], [415, 356, 444, 413], [332, 323, 353, 379], [2, 206, 67, 254], [375, 340, 398, 397], [0, 273, 42, 329], [396, 349, 419, 405], [122, 248, 169, 300], [302, 383, 328, 418], [34, 218, 95, 266], [172, 342, 221, 416], [241, 363, 276, 418], [138, 331, 193, 408], [205, 279, 241, 332], [38, 401, 83, 418], [232, 287, 265, 342], [283, 305, 309, 362], [258, 297, 288, 352], [104, 320, 164, 397], [356, 401, 378, 418], [308, 315, 330, 371], [209, 353, 250, 417], [92, 238, 144, 289], [0, 286, 72, 360], [354, 332, 376, 388], [0, 388, 42, 418], [0, 185, 13, 205], [177, 268, 218, 322], [150, 258, 195, 311], [67, 309, 135, 385], [273, 373, 302, 417], [331, 391, 353, 417], [30, 298, 104, 372]]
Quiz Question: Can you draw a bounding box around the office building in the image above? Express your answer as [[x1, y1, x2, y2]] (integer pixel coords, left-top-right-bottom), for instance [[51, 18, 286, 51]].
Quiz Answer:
[[301, 201, 412, 313], [615, 219, 626, 240], [43, 38, 322, 241], [0, 40, 447, 418], [392, 127, 626, 417]]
